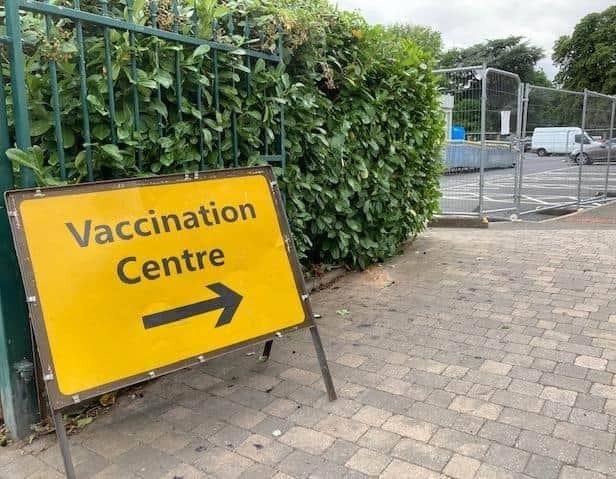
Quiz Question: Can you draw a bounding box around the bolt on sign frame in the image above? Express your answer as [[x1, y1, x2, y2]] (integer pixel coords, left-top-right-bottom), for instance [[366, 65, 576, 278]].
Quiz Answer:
[[6, 166, 336, 479], [0, 0, 298, 441]]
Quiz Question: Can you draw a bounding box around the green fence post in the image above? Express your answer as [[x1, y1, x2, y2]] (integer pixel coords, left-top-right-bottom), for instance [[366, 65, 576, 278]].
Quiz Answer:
[[6, 0, 34, 187], [1, 0, 40, 439]]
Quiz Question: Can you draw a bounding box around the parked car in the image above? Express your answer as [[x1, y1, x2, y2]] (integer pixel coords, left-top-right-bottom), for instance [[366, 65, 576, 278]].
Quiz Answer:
[[531, 127, 600, 156], [570, 139, 616, 165]]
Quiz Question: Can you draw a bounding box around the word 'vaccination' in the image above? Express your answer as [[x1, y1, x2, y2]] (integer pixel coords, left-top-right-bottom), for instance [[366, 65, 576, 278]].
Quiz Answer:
[[64, 201, 258, 285]]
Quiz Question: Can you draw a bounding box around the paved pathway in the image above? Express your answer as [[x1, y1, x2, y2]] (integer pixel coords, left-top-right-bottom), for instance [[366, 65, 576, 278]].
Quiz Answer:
[[3, 216, 616, 478]]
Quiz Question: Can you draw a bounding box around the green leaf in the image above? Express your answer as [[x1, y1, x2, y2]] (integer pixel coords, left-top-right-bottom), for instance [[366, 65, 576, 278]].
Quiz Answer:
[[87, 94, 104, 110], [138, 79, 158, 89], [197, 75, 211, 87], [192, 44, 211, 58], [30, 119, 52, 136], [61, 42, 78, 55], [6, 148, 38, 170], [220, 86, 238, 97], [92, 124, 111, 141], [100, 144, 123, 162], [161, 154, 174, 166], [281, 74, 290, 89], [117, 125, 131, 141], [132, 0, 146, 15], [151, 99, 168, 119], [202, 128, 213, 148], [235, 64, 251, 74], [345, 218, 361, 232], [246, 111, 261, 121], [253, 59, 266, 74], [330, 134, 345, 149], [111, 64, 121, 81], [347, 178, 360, 191], [154, 70, 173, 88], [62, 128, 76, 149], [74, 150, 86, 168], [213, 5, 230, 17], [75, 417, 93, 428], [204, 118, 223, 132], [159, 137, 174, 149]]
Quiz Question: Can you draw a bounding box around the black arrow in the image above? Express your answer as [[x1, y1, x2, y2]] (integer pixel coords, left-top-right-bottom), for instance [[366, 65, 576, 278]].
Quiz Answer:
[[142, 283, 242, 330]]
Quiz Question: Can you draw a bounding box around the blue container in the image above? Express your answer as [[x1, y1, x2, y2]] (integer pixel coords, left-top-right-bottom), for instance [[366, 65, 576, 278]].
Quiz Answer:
[[451, 125, 465, 140]]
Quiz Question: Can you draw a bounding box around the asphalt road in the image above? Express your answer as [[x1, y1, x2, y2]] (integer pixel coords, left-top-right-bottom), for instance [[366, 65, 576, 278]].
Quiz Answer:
[[440, 154, 616, 219]]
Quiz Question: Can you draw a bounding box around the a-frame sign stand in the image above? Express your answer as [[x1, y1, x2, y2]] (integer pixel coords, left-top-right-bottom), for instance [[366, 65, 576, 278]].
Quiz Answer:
[[6, 167, 336, 479]]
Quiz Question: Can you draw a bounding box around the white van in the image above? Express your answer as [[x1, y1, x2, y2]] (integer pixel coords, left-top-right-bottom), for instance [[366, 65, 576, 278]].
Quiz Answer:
[[531, 127, 599, 156]]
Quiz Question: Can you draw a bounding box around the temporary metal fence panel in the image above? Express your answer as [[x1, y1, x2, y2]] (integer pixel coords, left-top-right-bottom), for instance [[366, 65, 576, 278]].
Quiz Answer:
[[581, 90, 616, 204], [436, 65, 485, 216], [437, 66, 615, 219], [518, 85, 616, 216], [604, 96, 616, 199], [518, 85, 585, 215], [481, 68, 521, 215], [436, 66, 521, 217], [0, 0, 286, 439]]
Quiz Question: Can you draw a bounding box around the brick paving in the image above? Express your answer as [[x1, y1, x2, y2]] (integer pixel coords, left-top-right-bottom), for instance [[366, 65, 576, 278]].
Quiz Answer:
[[3, 220, 616, 478]]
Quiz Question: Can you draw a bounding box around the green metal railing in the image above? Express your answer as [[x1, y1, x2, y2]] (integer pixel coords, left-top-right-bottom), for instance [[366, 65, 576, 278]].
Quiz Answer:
[[0, 0, 286, 439]]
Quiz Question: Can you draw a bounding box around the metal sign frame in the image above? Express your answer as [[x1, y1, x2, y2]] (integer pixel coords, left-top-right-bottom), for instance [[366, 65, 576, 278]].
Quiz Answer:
[[5, 166, 336, 479]]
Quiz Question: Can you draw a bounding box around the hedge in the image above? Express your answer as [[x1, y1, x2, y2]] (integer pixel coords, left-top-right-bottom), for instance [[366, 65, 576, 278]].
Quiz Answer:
[[2, 0, 444, 269]]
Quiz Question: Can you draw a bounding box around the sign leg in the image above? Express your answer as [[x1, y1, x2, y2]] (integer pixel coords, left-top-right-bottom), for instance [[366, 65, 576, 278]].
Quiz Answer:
[[309, 326, 337, 401], [258, 339, 274, 362], [51, 408, 76, 479]]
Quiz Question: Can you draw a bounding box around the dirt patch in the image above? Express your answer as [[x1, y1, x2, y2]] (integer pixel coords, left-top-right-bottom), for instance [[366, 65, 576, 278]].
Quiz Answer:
[[360, 264, 395, 288]]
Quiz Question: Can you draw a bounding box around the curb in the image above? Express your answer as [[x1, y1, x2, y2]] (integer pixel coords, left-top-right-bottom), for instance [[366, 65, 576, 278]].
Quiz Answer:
[[305, 267, 347, 292], [429, 215, 489, 229]]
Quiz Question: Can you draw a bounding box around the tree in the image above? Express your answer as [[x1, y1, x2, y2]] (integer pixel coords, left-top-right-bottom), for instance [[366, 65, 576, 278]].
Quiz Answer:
[[553, 6, 616, 94], [529, 69, 552, 88], [440, 36, 544, 83], [387, 24, 443, 59]]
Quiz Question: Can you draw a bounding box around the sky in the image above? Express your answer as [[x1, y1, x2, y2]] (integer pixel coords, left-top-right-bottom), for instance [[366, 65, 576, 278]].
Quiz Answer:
[[335, 0, 613, 79]]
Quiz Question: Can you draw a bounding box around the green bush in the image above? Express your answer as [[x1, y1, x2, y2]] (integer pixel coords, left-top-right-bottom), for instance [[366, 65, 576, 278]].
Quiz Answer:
[[2, 0, 444, 269]]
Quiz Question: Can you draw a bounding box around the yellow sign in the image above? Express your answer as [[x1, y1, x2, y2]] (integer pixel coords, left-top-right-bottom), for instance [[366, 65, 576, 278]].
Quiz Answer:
[[7, 167, 310, 408]]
